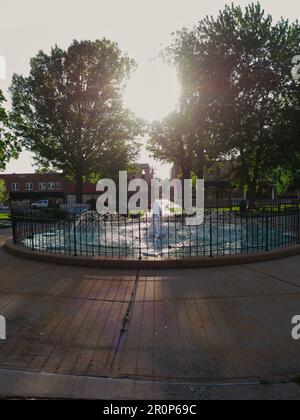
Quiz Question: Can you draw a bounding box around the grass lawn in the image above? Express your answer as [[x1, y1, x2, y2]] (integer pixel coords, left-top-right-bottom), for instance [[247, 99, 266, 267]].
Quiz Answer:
[[0, 214, 10, 220]]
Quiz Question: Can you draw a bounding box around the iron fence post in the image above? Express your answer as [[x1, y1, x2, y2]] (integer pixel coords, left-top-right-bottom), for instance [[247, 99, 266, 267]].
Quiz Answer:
[[73, 216, 77, 257], [31, 217, 34, 251], [12, 212, 17, 244], [265, 212, 269, 252], [297, 206, 300, 244], [209, 212, 213, 257], [138, 217, 142, 260]]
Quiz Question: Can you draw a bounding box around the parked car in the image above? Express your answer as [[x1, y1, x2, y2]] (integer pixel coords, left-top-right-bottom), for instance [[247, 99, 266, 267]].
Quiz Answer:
[[31, 199, 49, 209]]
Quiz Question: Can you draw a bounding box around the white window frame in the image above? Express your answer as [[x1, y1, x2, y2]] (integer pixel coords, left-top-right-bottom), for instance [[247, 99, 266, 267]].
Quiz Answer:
[[47, 182, 56, 190], [11, 183, 19, 191], [38, 182, 47, 191], [26, 182, 33, 191], [56, 182, 61, 190]]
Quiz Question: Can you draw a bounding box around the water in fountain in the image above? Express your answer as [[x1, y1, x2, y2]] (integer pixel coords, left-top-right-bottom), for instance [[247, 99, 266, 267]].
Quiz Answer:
[[22, 203, 295, 258]]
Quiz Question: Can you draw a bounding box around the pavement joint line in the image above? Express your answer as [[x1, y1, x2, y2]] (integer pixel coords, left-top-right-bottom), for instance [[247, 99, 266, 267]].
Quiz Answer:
[[196, 379, 300, 399], [0, 366, 292, 386], [0, 291, 133, 304], [132, 292, 300, 302], [0, 367, 297, 391], [109, 371, 296, 383], [0, 290, 300, 304], [106, 268, 140, 377], [242, 264, 300, 290]]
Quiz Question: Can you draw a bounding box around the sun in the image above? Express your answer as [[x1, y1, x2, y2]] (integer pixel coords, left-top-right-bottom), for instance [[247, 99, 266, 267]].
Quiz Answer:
[[123, 59, 180, 121]]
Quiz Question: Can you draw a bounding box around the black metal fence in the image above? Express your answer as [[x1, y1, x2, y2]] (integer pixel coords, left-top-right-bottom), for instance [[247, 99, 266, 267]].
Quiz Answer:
[[11, 203, 300, 260]]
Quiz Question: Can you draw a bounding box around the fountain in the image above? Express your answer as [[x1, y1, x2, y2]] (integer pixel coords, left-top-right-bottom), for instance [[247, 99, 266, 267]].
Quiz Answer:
[[20, 201, 295, 259]]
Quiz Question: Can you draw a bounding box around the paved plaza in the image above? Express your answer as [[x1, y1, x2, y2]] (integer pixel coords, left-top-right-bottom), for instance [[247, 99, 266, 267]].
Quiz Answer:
[[0, 229, 300, 399]]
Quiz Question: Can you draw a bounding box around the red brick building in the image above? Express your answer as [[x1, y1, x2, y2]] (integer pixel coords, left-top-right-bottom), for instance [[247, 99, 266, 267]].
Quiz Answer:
[[0, 164, 154, 207]]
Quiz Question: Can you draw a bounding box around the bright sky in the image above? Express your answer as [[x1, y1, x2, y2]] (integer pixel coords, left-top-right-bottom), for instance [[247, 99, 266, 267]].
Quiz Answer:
[[0, 0, 299, 178]]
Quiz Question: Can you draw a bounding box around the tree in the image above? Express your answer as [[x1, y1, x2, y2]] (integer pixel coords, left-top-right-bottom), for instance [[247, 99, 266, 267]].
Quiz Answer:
[[0, 90, 20, 170], [148, 110, 199, 181], [148, 43, 223, 181], [0, 179, 8, 204], [148, 90, 223, 181], [10, 39, 142, 203], [162, 2, 300, 206], [263, 88, 300, 198]]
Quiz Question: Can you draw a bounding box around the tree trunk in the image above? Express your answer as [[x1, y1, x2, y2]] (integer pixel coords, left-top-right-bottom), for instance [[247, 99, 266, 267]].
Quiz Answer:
[[182, 166, 192, 181], [196, 167, 204, 179], [248, 183, 257, 209], [75, 170, 83, 204], [181, 165, 192, 210]]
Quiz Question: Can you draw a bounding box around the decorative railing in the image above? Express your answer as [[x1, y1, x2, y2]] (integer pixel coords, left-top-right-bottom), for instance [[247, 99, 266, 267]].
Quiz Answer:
[[11, 203, 300, 260]]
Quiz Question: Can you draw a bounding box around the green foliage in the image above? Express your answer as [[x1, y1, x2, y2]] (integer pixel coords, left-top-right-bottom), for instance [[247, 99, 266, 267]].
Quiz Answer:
[[0, 179, 9, 203], [264, 167, 295, 194], [159, 2, 300, 203], [148, 111, 196, 179], [148, 104, 217, 180], [0, 213, 10, 220], [0, 90, 20, 170], [35, 167, 54, 175], [10, 39, 143, 203]]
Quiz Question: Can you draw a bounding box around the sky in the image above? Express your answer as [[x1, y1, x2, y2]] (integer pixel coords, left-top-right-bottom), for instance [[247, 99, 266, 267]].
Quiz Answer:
[[0, 0, 299, 178]]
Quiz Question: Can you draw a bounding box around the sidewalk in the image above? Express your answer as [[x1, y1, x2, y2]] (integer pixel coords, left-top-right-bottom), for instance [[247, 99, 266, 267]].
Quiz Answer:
[[0, 230, 300, 399], [0, 368, 299, 400]]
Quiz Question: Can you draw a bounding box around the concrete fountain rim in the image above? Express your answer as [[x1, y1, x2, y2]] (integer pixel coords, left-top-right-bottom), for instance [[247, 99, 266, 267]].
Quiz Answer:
[[4, 239, 300, 269]]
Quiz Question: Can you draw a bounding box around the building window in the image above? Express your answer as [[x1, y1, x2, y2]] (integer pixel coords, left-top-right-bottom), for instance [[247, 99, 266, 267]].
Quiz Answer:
[[56, 182, 61, 190], [11, 183, 19, 191], [47, 182, 56, 190], [38, 182, 47, 191], [39, 182, 46, 190], [26, 182, 33, 191]]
